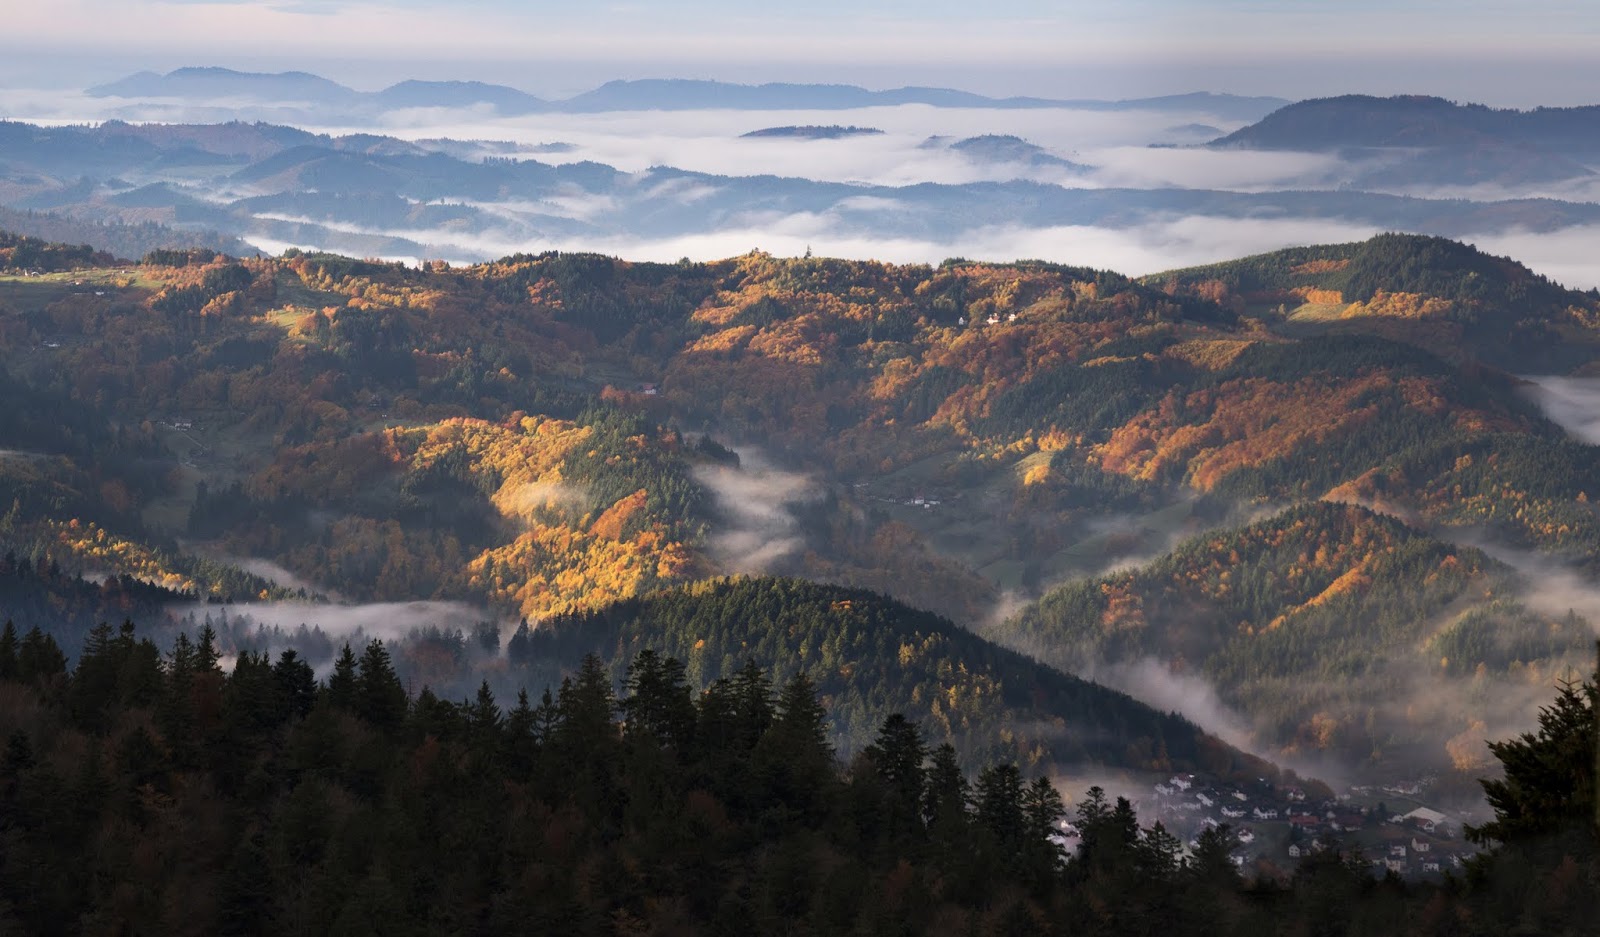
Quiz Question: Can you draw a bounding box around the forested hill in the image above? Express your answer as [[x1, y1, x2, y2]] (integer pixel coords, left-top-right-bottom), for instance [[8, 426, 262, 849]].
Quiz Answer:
[[996, 502, 1594, 779], [0, 617, 1594, 935], [1143, 232, 1600, 370], [5, 230, 1600, 788], [0, 207, 252, 262], [513, 576, 1274, 777], [1211, 94, 1600, 153]]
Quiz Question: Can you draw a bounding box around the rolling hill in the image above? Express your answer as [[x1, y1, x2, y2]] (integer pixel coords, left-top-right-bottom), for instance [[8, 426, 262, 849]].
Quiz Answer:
[[85, 68, 1290, 119], [996, 502, 1593, 777], [3, 229, 1600, 787], [1212, 95, 1600, 153], [1211, 95, 1600, 189], [1142, 232, 1600, 371]]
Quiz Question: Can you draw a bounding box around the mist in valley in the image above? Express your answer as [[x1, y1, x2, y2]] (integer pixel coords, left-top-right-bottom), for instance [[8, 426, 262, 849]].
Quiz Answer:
[[9, 82, 1600, 288]]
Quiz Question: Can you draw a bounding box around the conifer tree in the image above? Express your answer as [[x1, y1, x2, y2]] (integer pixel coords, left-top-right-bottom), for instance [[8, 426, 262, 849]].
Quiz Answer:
[[326, 643, 358, 711], [756, 672, 834, 816], [1467, 644, 1598, 849], [355, 640, 407, 730], [975, 763, 1026, 856], [621, 649, 695, 751], [1022, 774, 1067, 875], [273, 649, 317, 720], [17, 627, 65, 680], [0, 621, 18, 681], [468, 680, 502, 740]]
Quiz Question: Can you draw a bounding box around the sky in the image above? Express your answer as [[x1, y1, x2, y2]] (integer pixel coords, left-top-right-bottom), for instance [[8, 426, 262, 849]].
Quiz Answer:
[[4, 0, 1600, 105]]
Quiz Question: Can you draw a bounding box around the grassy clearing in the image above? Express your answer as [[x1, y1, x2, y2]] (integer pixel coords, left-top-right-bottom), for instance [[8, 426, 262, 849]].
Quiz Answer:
[[272, 270, 346, 309], [1287, 301, 1350, 322]]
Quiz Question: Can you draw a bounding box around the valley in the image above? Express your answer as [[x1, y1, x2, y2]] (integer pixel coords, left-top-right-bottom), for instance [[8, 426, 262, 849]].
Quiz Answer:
[[0, 226, 1595, 808]]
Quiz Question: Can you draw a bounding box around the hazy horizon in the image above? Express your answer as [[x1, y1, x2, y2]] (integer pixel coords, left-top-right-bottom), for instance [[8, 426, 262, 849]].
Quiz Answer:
[[5, 1, 1600, 107]]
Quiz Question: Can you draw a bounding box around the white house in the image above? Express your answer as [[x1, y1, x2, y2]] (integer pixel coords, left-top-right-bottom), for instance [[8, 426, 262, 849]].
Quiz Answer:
[[1403, 807, 1448, 833]]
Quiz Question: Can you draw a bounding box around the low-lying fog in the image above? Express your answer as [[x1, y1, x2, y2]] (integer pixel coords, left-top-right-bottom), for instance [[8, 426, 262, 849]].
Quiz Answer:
[[6, 87, 1600, 288], [250, 216, 1600, 293]]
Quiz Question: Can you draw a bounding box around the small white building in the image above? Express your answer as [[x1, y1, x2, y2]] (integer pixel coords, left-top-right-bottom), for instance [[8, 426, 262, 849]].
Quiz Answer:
[[1404, 807, 1449, 833]]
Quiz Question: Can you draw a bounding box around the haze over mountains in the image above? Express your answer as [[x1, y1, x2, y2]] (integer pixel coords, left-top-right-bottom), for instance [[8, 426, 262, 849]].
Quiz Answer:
[[7, 0, 1600, 920], [4, 218, 1600, 802], [7, 67, 1600, 803], [5, 72, 1600, 288], [85, 67, 1292, 119], [1212, 94, 1600, 194]]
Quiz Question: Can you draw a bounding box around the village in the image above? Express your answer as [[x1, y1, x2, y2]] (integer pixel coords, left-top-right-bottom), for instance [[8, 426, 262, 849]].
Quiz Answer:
[[1107, 773, 1479, 878]]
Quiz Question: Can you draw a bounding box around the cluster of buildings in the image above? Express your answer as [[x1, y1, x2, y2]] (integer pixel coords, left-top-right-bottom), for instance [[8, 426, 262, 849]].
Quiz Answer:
[[1147, 775, 1473, 878], [850, 481, 948, 512], [955, 312, 1019, 326]]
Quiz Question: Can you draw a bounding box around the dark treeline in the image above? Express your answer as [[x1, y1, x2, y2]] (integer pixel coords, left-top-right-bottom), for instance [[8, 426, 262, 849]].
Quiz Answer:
[[0, 620, 1595, 936], [0, 229, 115, 272], [0, 207, 250, 262]]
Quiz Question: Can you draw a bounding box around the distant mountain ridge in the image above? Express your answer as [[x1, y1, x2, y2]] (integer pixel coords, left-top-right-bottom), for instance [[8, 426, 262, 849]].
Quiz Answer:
[[16, 117, 1600, 268], [89, 66, 361, 103], [740, 125, 885, 139], [1209, 94, 1600, 189], [87, 67, 1289, 118], [1213, 94, 1600, 153], [0, 206, 252, 259]]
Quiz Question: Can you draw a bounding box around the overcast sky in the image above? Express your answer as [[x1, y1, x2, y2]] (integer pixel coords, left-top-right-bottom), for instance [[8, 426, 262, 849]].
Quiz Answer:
[[3, 0, 1600, 105]]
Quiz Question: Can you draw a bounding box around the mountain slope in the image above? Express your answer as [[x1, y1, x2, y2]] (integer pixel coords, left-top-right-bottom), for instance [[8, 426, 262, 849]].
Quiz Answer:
[[6, 230, 1600, 790], [372, 79, 549, 113], [88, 66, 360, 103], [1213, 94, 1600, 153], [996, 502, 1594, 777], [1144, 232, 1600, 371], [518, 575, 1278, 778]]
